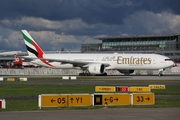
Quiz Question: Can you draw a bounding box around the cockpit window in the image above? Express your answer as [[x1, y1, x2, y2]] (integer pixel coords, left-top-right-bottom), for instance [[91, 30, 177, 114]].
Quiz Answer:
[[165, 59, 172, 61]]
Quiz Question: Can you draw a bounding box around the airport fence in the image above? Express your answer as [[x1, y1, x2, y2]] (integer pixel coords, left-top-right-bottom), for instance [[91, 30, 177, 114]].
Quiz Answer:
[[0, 68, 80, 76], [0, 67, 179, 76]]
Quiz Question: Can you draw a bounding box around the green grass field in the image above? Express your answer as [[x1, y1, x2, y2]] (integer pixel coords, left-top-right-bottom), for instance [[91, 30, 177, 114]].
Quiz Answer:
[[0, 84, 180, 97], [0, 81, 180, 111]]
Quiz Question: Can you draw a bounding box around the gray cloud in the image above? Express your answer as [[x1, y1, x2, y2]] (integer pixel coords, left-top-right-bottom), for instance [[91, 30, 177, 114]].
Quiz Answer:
[[0, 0, 179, 51], [0, 0, 168, 25]]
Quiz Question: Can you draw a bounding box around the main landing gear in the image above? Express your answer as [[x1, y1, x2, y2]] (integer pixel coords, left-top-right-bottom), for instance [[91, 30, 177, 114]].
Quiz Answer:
[[79, 72, 91, 76], [79, 70, 91, 76], [78, 70, 108, 76]]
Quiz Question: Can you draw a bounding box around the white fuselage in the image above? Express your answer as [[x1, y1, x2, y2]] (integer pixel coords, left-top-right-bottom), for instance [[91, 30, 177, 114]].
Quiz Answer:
[[30, 60, 76, 69], [31, 53, 174, 70]]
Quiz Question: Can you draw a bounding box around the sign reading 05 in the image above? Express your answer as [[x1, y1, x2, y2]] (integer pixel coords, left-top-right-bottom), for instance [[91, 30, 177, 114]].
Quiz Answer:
[[39, 94, 68, 107]]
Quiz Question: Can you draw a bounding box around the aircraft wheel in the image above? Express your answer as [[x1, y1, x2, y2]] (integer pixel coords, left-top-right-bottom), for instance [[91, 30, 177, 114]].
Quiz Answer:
[[158, 73, 163, 77], [103, 73, 107, 76]]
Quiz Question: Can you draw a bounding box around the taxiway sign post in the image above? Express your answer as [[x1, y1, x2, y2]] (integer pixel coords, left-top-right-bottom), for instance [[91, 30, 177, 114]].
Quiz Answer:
[[0, 99, 6, 109]]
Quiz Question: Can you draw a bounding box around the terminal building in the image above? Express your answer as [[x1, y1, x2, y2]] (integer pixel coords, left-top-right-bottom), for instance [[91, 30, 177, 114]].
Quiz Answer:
[[81, 34, 180, 63]]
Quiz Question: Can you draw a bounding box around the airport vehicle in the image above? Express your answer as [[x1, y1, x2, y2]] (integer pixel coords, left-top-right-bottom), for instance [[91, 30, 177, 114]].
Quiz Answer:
[[21, 30, 175, 76]]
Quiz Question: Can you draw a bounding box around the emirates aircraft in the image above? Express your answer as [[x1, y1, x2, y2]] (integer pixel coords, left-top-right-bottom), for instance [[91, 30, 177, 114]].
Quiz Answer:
[[21, 30, 175, 76]]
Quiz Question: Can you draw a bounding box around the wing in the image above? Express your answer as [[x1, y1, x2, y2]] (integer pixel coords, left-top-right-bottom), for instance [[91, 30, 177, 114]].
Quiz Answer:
[[19, 56, 38, 62], [40, 58, 110, 68]]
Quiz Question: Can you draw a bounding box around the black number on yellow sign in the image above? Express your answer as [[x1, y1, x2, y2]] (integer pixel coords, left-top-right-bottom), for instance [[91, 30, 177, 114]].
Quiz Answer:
[[136, 88, 142, 91], [136, 96, 144, 102], [57, 97, 66, 104]]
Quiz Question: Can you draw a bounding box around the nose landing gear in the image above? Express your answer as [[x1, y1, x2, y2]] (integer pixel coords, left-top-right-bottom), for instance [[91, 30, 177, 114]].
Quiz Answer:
[[158, 68, 165, 76]]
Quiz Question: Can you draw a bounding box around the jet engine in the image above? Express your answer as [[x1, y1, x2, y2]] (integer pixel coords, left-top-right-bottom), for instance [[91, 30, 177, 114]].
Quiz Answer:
[[118, 70, 134, 75], [88, 64, 105, 74]]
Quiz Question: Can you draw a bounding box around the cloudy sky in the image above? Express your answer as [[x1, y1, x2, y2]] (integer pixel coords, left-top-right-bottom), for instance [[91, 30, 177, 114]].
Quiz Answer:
[[0, 0, 180, 51]]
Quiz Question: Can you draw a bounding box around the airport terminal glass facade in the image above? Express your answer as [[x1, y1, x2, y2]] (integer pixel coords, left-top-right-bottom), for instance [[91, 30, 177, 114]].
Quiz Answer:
[[81, 34, 180, 63], [99, 35, 180, 51], [81, 43, 102, 52]]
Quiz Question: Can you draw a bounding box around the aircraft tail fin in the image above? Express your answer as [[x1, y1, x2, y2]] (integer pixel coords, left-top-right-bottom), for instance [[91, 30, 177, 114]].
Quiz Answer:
[[21, 30, 44, 58]]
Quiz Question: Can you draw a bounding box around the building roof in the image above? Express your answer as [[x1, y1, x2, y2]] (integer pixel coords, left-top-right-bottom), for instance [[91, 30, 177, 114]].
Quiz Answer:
[[96, 34, 180, 40], [0, 51, 27, 56]]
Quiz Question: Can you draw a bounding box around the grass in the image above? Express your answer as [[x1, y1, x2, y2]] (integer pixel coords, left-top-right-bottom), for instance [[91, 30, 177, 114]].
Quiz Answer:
[[0, 85, 180, 97], [0, 84, 96, 97]]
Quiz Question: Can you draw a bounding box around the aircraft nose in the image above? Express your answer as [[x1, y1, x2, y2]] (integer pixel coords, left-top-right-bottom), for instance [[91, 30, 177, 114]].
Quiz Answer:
[[173, 61, 177, 67]]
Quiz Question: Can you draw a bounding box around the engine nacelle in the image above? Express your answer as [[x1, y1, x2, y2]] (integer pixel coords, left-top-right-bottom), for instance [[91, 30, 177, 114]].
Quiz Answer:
[[118, 70, 134, 75], [88, 64, 105, 74]]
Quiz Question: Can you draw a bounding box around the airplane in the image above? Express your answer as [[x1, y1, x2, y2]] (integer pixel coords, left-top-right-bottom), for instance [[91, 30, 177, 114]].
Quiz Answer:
[[21, 30, 79, 69], [21, 30, 176, 76], [20, 54, 77, 69], [13, 54, 40, 68], [14, 52, 75, 69], [13, 54, 23, 67], [0, 51, 27, 56]]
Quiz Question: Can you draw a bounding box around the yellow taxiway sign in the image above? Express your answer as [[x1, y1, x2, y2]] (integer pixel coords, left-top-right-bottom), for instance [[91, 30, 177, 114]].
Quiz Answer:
[[95, 86, 115, 92], [129, 86, 150, 92], [39, 94, 68, 107], [93, 93, 130, 106], [149, 85, 165, 89], [68, 94, 92, 106], [131, 93, 154, 105]]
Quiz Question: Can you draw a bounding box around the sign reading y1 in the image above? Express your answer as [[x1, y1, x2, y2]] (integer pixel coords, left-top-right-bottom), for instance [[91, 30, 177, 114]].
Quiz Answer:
[[68, 94, 92, 106]]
